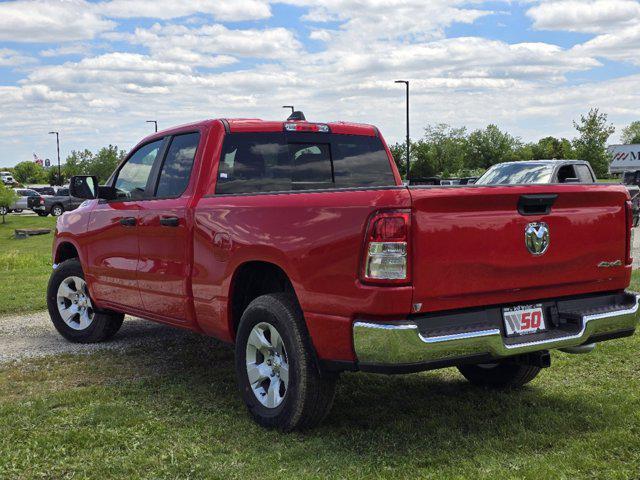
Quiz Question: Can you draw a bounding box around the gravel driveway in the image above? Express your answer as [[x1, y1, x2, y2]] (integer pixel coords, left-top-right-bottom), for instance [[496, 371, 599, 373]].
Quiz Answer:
[[0, 312, 195, 363]]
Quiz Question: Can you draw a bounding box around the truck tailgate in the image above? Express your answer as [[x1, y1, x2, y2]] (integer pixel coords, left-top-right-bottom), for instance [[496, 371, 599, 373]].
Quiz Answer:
[[409, 184, 631, 313]]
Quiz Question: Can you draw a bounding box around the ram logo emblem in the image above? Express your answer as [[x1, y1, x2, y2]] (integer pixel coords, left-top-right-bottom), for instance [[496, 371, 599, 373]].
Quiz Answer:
[[525, 222, 550, 256]]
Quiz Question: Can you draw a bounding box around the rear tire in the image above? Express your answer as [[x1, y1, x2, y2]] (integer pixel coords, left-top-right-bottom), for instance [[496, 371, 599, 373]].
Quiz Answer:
[[458, 361, 541, 388], [235, 293, 337, 431], [51, 204, 64, 216], [0, 206, 7, 216], [47, 258, 124, 343]]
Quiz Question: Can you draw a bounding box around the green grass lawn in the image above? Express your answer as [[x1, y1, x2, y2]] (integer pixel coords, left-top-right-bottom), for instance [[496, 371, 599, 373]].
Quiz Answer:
[[0, 214, 56, 315], [1, 215, 639, 478], [1, 319, 639, 479]]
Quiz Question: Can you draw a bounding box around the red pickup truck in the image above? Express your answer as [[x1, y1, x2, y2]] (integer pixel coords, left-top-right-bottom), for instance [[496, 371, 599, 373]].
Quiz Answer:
[[48, 115, 639, 431]]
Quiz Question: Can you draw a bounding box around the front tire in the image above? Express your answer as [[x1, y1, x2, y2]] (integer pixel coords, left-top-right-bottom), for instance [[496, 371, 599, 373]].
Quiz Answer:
[[235, 293, 337, 431], [458, 361, 541, 388], [47, 259, 124, 343]]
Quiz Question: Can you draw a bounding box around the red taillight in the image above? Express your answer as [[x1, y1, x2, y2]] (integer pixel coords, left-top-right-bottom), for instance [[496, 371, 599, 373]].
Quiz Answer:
[[284, 122, 330, 133], [361, 210, 410, 284], [625, 200, 633, 265], [39, 198, 45, 205]]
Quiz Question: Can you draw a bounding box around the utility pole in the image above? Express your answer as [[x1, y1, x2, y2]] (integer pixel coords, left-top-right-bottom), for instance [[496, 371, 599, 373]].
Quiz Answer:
[[394, 80, 410, 183], [146, 120, 158, 132], [48, 131, 61, 186]]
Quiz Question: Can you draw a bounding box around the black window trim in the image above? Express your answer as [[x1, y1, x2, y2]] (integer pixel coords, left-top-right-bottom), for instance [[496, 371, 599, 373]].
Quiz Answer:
[[149, 131, 201, 200]]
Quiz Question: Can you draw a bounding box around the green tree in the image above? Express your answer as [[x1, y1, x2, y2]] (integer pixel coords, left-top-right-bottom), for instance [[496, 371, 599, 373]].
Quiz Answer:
[[531, 136, 574, 160], [63, 146, 126, 183], [621, 121, 640, 144], [572, 108, 615, 177], [411, 124, 468, 178], [12, 161, 47, 185], [389, 142, 408, 178], [0, 183, 18, 223], [87, 145, 126, 183], [47, 168, 65, 186], [466, 124, 522, 169], [63, 149, 93, 178]]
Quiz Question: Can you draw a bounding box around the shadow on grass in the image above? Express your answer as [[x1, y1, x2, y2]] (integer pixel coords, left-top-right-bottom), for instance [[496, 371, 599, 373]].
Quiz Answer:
[[107, 320, 610, 460]]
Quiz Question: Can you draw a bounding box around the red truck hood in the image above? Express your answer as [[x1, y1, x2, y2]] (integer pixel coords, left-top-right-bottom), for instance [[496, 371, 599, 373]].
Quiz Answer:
[[409, 184, 631, 313]]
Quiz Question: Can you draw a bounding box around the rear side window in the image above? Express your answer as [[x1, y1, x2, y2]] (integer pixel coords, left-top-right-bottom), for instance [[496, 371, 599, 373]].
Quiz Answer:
[[58, 188, 69, 196], [575, 164, 594, 183], [156, 132, 200, 197], [215, 132, 394, 194]]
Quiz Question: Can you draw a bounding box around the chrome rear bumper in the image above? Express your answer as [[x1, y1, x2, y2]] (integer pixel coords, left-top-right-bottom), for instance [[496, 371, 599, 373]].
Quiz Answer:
[[353, 292, 640, 367]]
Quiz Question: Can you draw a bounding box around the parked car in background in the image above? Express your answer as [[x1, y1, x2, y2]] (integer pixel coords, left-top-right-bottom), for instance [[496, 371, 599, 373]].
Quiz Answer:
[[621, 171, 640, 227], [47, 116, 638, 431], [35, 186, 84, 216], [476, 160, 640, 226], [31, 186, 57, 196], [1, 171, 15, 185], [6, 188, 44, 213], [476, 160, 596, 185]]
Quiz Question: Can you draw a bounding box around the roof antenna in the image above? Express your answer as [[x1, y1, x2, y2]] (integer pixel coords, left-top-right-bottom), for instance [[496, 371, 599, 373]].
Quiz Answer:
[[287, 111, 306, 121]]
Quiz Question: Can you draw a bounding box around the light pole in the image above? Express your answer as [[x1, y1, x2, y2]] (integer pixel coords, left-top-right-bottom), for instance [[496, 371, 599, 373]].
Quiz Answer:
[[146, 120, 158, 132], [394, 80, 410, 182], [48, 131, 61, 186], [282, 105, 294, 115]]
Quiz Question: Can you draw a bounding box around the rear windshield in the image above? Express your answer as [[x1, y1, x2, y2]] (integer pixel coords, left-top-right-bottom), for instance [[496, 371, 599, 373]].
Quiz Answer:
[[476, 163, 555, 185], [215, 132, 395, 194]]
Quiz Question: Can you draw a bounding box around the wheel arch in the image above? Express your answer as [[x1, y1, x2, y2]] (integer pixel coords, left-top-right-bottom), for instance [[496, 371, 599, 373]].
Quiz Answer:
[[227, 260, 301, 341], [54, 240, 81, 265]]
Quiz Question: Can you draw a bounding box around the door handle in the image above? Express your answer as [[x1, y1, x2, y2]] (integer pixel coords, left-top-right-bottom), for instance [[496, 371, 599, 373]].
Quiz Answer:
[[119, 217, 136, 227], [160, 216, 179, 227]]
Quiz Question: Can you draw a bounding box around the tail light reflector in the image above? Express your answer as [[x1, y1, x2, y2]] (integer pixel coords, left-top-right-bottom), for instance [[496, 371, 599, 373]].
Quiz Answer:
[[361, 210, 410, 284]]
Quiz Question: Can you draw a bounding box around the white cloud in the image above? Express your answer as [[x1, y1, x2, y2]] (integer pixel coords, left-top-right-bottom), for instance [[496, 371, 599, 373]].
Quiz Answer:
[[285, 0, 493, 41], [573, 26, 640, 65], [527, 0, 640, 33], [109, 23, 303, 62], [40, 44, 93, 58], [0, 48, 37, 66], [0, 0, 115, 42], [98, 0, 272, 21]]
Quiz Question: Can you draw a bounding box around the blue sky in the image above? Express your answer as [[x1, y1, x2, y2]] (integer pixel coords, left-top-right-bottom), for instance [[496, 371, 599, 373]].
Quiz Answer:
[[0, 0, 639, 166]]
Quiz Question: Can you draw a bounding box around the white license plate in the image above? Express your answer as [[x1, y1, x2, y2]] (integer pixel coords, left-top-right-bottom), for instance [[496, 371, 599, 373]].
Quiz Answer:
[[503, 304, 546, 336]]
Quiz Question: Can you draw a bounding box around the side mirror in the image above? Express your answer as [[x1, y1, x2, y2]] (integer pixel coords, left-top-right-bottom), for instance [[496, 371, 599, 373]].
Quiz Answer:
[[69, 175, 98, 199]]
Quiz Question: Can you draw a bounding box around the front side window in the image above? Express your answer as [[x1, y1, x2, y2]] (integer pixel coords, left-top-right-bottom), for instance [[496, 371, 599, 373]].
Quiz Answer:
[[156, 133, 200, 197], [215, 132, 395, 194], [114, 139, 163, 200]]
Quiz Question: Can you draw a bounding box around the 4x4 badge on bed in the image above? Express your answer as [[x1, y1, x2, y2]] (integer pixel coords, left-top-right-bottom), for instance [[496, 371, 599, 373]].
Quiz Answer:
[[525, 222, 550, 256]]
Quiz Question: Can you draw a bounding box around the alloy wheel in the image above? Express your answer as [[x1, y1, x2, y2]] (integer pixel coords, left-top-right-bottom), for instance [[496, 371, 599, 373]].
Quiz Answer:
[[56, 276, 95, 330], [245, 322, 290, 409]]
